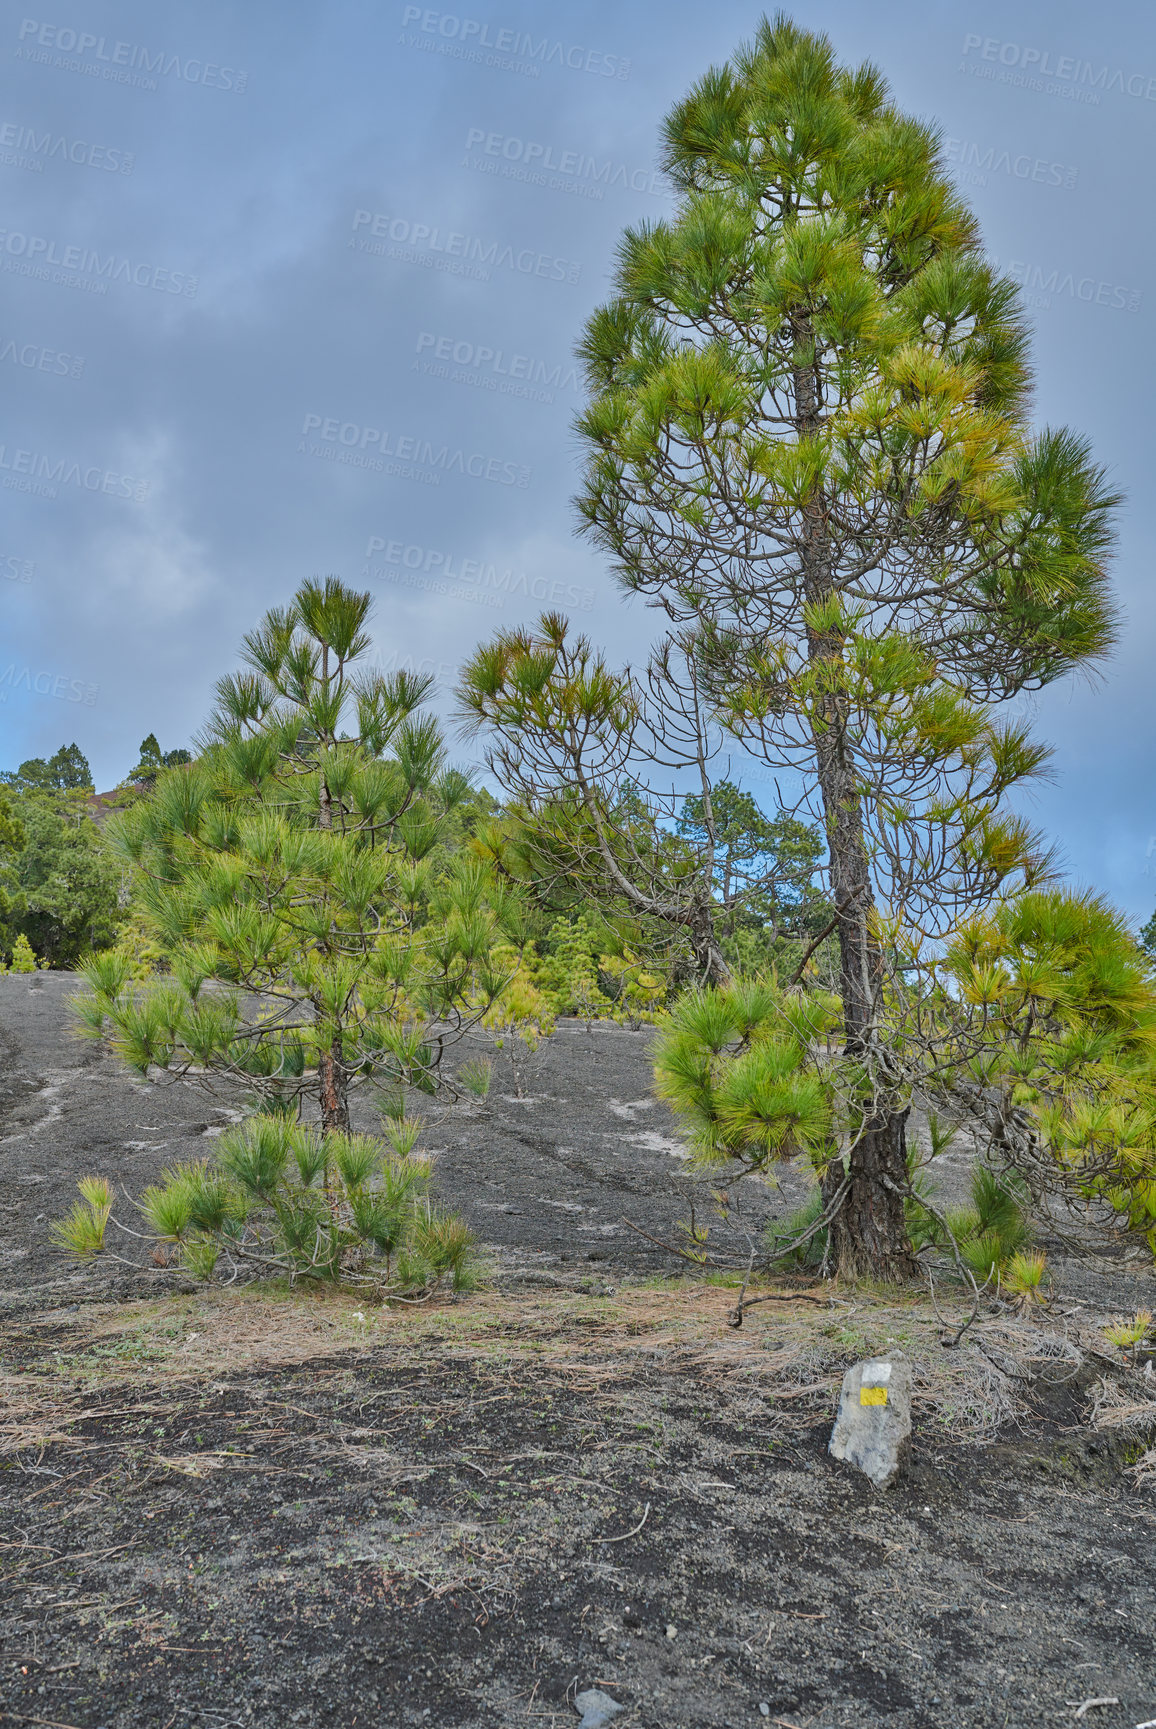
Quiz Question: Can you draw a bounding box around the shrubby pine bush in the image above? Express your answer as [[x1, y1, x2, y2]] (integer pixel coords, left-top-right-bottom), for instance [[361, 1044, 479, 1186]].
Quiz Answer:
[[506, 912, 669, 1026], [58, 1112, 476, 1293]]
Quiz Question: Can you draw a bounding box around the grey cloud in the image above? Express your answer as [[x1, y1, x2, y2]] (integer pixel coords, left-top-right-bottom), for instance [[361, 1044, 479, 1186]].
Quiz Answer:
[[0, 0, 1152, 919]]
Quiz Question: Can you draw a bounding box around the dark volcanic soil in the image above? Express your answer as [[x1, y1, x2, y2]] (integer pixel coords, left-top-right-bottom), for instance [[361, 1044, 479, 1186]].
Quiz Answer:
[[1, 973, 1155, 1729]]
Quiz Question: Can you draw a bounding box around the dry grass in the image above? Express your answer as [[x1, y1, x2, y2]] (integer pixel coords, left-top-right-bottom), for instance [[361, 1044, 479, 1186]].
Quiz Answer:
[[0, 1275, 1124, 1457], [1132, 1446, 1156, 1487], [1089, 1374, 1156, 1434]]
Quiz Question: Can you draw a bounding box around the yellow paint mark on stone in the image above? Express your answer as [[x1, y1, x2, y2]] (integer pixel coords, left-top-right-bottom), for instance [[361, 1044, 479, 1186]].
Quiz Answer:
[[860, 1387, 889, 1406]]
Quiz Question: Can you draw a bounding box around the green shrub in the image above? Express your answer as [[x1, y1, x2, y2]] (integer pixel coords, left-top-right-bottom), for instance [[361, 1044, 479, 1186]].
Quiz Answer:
[[764, 1191, 828, 1270], [1005, 1249, 1048, 1308], [9, 933, 38, 973], [458, 1057, 493, 1099], [960, 1230, 1006, 1284], [180, 1235, 222, 1280], [1103, 1309, 1152, 1360], [923, 1166, 1033, 1286], [49, 1176, 112, 1257], [52, 1114, 475, 1297], [412, 1205, 476, 1291], [970, 1168, 1030, 1257]]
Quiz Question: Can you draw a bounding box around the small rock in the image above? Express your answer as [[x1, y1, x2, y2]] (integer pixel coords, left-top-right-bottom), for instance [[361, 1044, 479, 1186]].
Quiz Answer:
[[828, 1354, 912, 1489], [574, 1687, 623, 1729], [759, 1707, 771, 1720], [665, 1623, 677, 1639]]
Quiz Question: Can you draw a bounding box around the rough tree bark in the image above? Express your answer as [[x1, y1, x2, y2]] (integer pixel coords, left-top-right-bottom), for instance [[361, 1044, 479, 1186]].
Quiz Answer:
[[314, 761, 352, 1139], [318, 1034, 350, 1137], [690, 911, 732, 989], [793, 338, 916, 1280]]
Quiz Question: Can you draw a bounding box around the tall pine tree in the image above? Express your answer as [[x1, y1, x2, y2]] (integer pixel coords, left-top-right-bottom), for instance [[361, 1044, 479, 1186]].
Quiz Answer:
[[574, 15, 1118, 1276]]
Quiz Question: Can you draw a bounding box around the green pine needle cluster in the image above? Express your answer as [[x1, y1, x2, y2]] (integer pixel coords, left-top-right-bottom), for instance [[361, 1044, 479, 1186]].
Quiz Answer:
[[653, 978, 840, 1167], [943, 890, 1156, 1249], [938, 1167, 1031, 1284], [49, 1175, 113, 1258], [110, 1114, 476, 1293]]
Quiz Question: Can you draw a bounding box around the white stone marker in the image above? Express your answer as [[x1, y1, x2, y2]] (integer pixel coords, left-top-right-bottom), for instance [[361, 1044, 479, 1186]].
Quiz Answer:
[[828, 1354, 912, 1488]]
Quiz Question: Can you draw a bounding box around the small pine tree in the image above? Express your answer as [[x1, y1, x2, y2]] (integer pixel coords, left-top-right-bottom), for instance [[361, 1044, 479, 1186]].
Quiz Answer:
[[74, 579, 535, 1130], [9, 933, 39, 973]]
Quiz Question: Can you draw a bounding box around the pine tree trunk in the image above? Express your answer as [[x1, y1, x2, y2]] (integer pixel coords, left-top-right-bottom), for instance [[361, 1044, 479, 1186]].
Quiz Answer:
[[824, 1107, 915, 1279], [794, 343, 916, 1281], [318, 1036, 350, 1136], [809, 730, 916, 1279], [315, 763, 350, 1138], [691, 915, 731, 987]]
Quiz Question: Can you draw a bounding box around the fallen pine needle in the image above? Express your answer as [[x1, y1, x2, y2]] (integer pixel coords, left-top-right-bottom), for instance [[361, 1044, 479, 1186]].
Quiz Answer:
[[593, 1502, 650, 1544], [0, 1713, 88, 1729], [12, 1542, 138, 1578], [1067, 1703, 1121, 1720]]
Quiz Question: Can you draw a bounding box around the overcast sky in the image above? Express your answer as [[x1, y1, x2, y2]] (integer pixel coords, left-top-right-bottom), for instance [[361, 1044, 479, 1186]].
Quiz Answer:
[[0, 0, 1153, 919]]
